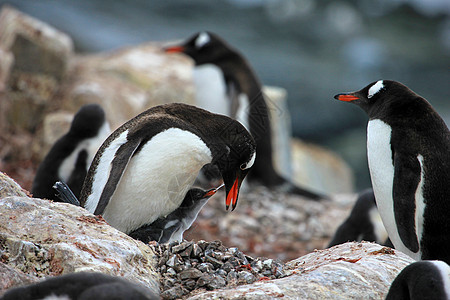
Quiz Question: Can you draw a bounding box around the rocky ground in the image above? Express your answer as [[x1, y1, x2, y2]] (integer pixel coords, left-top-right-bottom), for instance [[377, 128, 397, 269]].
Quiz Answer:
[[2, 158, 355, 264], [150, 240, 287, 299]]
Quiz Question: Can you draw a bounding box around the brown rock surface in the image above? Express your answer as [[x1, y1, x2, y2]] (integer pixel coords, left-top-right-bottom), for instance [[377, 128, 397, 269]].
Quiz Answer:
[[0, 196, 160, 296]]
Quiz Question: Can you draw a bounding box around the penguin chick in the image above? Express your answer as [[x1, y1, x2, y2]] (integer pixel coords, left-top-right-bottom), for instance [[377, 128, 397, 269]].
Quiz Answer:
[[165, 31, 325, 200], [0, 272, 158, 300], [32, 104, 110, 201], [80, 103, 256, 234], [334, 80, 450, 263], [129, 184, 222, 244], [328, 188, 389, 247]]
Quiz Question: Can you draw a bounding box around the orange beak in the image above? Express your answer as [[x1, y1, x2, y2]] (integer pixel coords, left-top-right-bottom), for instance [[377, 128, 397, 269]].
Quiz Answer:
[[164, 46, 185, 53], [335, 94, 359, 102], [225, 178, 239, 211]]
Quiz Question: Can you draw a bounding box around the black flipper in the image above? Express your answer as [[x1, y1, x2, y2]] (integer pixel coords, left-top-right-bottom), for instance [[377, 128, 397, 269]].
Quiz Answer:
[[393, 151, 421, 253], [53, 181, 80, 206], [94, 138, 141, 215]]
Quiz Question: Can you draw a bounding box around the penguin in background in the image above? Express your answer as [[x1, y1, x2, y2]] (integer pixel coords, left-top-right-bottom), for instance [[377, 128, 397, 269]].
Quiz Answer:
[[79, 103, 256, 235], [386, 260, 450, 300], [32, 104, 111, 201], [129, 184, 223, 244], [0, 272, 158, 300], [165, 31, 323, 200], [334, 80, 450, 263], [328, 188, 391, 248]]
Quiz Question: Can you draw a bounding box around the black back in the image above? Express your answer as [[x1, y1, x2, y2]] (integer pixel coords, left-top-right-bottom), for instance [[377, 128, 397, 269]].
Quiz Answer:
[[386, 261, 449, 300], [80, 103, 256, 214], [1, 272, 158, 300], [32, 104, 106, 201]]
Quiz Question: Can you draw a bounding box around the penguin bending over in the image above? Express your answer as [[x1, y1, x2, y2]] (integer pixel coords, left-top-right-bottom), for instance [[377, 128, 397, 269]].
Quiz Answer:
[[129, 184, 223, 244], [334, 80, 450, 263], [79, 103, 256, 234], [386, 260, 450, 300], [328, 188, 390, 248], [0, 272, 158, 300], [32, 104, 110, 201], [165, 31, 323, 200]]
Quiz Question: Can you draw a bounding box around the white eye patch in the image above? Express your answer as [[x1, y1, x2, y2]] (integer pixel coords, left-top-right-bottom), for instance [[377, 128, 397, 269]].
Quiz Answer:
[[240, 151, 256, 170], [368, 80, 384, 98], [195, 32, 210, 49]]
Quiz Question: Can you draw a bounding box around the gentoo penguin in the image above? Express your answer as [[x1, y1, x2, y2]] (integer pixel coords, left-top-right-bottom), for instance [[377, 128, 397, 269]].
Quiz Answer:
[[334, 80, 450, 263], [386, 260, 450, 300], [32, 104, 110, 201], [328, 188, 390, 247], [0, 272, 158, 300], [79, 103, 256, 234], [129, 184, 223, 244], [165, 31, 323, 200]]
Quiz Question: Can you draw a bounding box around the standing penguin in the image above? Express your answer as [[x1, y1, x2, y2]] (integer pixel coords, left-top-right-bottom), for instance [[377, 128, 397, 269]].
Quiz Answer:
[[386, 260, 450, 300], [128, 184, 222, 244], [334, 80, 450, 263], [79, 103, 256, 234], [165, 32, 323, 200], [32, 104, 110, 201]]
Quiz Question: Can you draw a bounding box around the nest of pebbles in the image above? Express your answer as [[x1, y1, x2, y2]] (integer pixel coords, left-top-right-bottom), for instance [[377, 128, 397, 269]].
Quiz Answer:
[[149, 240, 287, 299]]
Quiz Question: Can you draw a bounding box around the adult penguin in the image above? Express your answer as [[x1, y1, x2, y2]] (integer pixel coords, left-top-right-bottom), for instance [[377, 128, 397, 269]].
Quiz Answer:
[[79, 103, 256, 234], [334, 80, 450, 263], [165, 31, 323, 200], [32, 104, 110, 201]]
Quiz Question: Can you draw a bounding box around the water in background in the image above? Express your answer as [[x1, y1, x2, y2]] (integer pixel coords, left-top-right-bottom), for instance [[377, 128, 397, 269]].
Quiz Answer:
[[3, 0, 450, 189]]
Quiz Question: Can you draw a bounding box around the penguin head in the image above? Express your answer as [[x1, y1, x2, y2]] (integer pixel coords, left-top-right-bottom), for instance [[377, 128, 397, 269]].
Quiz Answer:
[[164, 31, 236, 65], [69, 104, 106, 138], [180, 185, 221, 209], [333, 80, 418, 116], [213, 132, 256, 211]]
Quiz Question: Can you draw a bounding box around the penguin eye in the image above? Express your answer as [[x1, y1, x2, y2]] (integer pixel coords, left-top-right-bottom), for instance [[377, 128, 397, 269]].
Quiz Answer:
[[240, 163, 247, 170]]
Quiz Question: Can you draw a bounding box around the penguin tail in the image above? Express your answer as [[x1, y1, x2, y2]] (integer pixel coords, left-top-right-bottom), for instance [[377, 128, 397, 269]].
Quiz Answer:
[[53, 181, 81, 206]]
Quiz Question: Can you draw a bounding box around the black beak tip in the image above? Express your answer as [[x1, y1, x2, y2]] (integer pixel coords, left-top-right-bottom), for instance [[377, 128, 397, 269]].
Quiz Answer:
[[333, 94, 340, 100]]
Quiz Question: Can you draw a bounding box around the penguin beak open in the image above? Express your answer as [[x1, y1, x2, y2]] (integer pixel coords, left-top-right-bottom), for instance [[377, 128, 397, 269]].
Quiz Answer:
[[164, 45, 185, 53], [334, 93, 359, 102]]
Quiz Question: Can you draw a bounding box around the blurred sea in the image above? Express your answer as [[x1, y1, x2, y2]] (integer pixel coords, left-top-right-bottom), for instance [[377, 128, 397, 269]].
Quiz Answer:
[[2, 0, 449, 189]]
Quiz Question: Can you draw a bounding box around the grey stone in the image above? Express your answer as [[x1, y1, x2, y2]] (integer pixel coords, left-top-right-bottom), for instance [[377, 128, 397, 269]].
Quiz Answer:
[[238, 271, 256, 284], [197, 263, 213, 274], [179, 268, 203, 280]]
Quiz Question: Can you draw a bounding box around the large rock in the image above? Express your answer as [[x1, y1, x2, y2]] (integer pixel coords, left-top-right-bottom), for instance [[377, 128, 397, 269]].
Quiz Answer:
[[188, 242, 415, 299], [0, 262, 38, 296], [0, 171, 29, 198], [60, 42, 195, 131], [0, 196, 159, 296], [291, 138, 354, 194]]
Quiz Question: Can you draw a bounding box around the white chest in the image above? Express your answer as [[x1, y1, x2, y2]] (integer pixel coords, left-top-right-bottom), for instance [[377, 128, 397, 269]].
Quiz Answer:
[[193, 64, 230, 116], [102, 128, 213, 233], [367, 119, 422, 260], [59, 122, 111, 181]]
